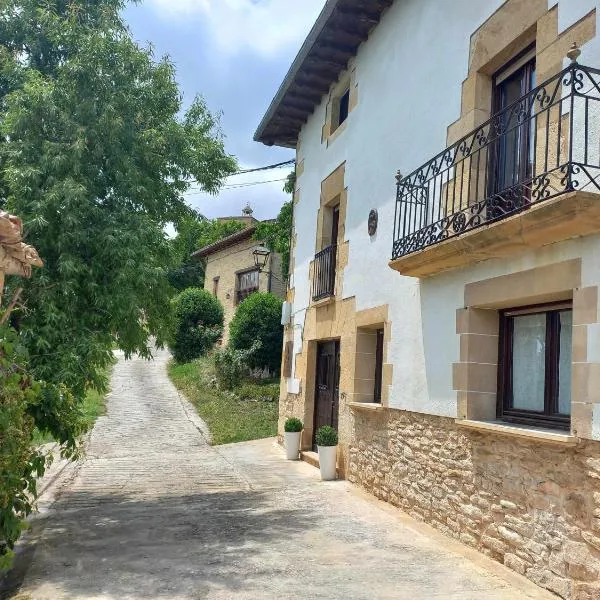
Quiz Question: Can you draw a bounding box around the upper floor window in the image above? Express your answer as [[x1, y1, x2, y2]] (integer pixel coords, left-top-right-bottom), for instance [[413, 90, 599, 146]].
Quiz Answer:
[[489, 46, 536, 203], [236, 269, 259, 304], [337, 89, 350, 127], [212, 276, 219, 296], [331, 88, 350, 133], [498, 302, 572, 430], [312, 203, 339, 302]]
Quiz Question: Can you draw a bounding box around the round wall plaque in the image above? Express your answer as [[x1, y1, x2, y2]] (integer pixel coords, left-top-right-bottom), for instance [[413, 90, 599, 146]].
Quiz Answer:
[[368, 209, 378, 236]]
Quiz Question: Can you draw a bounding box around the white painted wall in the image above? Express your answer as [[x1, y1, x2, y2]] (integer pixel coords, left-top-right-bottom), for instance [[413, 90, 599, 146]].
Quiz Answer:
[[288, 0, 600, 418]]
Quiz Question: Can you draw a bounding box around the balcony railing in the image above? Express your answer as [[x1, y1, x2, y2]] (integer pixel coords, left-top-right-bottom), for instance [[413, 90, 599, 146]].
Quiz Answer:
[[392, 62, 600, 261], [312, 244, 336, 301]]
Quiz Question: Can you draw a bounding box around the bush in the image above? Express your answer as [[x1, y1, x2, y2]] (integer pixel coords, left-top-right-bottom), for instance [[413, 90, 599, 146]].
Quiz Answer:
[[170, 288, 224, 363], [229, 292, 283, 373], [236, 382, 279, 403], [0, 327, 48, 568], [284, 417, 303, 432], [213, 342, 261, 390], [315, 425, 338, 447]]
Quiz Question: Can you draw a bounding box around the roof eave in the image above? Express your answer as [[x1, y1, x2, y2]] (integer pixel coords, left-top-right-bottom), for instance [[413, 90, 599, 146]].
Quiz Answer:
[[253, 0, 340, 148], [254, 0, 393, 148], [190, 227, 257, 260]]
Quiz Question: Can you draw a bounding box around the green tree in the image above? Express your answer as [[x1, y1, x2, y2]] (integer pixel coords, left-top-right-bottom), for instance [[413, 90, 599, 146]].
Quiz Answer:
[[283, 169, 296, 195], [0, 326, 45, 569], [168, 215, 246, 291], [254, 200, 292, 279], [229, 293, 283, 373], [0, 324, 85, 568], [0, 0, 237, 403], [0, 0, 237, 560]]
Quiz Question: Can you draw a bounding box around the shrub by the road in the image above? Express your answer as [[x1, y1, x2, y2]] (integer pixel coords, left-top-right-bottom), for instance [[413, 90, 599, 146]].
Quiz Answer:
[[170, 288, 223, 363], [229, 293, 283, 373], [213, 342, 261, 390]]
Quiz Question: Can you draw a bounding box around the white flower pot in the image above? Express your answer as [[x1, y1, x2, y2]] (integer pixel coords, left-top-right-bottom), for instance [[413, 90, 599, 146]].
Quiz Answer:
[[284, 431, 301, 460], [317, 445, 337, 480]]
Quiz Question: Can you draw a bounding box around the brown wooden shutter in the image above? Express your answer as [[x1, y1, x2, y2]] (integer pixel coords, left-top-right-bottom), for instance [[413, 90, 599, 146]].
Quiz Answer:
[[283, 341, 294, 378]]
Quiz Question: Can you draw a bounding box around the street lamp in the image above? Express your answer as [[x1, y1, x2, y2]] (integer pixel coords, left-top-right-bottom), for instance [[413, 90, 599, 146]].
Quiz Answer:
[[252, 245, 271, 271], [253, 244, 287, 286]]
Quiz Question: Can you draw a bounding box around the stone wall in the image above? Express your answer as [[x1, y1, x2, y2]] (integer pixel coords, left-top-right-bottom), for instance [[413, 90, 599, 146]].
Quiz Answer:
[[349, 408, 600, 600], [268, 251, 287, 299]]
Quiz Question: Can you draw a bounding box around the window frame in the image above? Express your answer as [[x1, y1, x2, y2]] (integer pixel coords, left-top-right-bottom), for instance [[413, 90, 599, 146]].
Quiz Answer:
[[373, 328, 384, 403], [235, 267, 260, 305], [488, 44, 536, 199], [497, 301, 572, 430], [331, 87, 350, 134], [337, 88, 350, 127]]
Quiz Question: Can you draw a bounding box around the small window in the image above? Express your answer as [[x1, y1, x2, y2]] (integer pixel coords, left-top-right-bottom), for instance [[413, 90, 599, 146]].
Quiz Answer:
[[498, 302, 572, 429], [338, 89, 350, 126], [236, 269, 259, 304], [354, 326, 385, 405], [331, 88, 350, 134], [212, 276, 219, 297], [373, 329, 384, 403]]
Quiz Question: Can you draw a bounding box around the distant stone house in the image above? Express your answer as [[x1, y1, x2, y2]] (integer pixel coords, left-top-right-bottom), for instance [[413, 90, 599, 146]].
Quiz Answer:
[[191, 215, 285, 345], [254, 0, 600, 598]]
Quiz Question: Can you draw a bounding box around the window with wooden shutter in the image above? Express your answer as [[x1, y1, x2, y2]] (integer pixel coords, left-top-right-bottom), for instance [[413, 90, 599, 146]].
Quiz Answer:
[[236, 269, 259, 304], [283, 341, 294, 378]]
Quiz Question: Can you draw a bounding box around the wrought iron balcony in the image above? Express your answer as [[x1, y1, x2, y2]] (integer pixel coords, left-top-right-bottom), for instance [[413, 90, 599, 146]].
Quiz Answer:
[[392, 62, 600, 262], [312, 244, 336, 301]]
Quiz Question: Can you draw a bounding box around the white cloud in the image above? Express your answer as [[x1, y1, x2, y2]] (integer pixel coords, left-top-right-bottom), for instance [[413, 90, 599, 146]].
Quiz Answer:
[[145, 0, 325, 57]]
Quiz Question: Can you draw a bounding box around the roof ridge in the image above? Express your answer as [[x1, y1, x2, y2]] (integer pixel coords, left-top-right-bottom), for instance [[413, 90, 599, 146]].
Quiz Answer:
[[190, 225, 258, 260]]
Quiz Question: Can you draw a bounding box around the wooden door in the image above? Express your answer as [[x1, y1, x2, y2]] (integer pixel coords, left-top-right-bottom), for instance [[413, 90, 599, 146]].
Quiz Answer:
[[313, 340, 340, 450]]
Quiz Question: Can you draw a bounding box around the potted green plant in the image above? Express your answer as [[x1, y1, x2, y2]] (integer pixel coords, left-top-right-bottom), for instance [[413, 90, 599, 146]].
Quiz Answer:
[[315, 425, 338, 480], [284, 417, 303, 460]]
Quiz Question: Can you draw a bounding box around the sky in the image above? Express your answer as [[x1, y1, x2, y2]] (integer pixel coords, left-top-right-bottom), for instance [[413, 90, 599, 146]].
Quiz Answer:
[[123, 0, 326, 222]]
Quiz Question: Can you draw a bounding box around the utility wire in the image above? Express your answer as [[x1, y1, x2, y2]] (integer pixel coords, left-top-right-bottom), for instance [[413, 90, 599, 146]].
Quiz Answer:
[[223, 177, 287, 189], [186, 177, 287, 195], [187, 159, 294, 190], [231, 159, 295, 176]]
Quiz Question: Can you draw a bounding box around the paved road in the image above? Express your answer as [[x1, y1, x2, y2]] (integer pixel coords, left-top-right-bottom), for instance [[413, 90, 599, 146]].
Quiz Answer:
[[6, 349, 555, 600]]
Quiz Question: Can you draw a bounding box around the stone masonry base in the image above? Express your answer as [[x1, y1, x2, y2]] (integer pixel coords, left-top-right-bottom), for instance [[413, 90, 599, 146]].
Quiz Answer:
[[348, 409, 600, 600]]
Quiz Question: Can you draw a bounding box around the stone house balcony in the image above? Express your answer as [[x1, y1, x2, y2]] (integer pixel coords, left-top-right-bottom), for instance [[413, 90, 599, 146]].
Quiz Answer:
[[389, 61, 600, 278], [311, 244, 336, 302]]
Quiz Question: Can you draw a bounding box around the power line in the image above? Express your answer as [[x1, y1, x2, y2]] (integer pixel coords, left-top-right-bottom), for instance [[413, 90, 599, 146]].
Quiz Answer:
[[231, 159, 295, 176], [187, 159, 294, 190], [224, 177, 287, 189], [186, 177, 287, 195]]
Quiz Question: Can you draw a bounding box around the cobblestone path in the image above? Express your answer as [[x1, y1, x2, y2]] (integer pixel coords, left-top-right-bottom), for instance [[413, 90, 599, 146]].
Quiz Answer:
[[7, 349, 555, 599]]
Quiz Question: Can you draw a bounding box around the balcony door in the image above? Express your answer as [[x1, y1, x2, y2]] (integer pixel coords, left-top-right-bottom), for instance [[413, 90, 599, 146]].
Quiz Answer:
[[330, 203, 339, 280], [312, 204, 339, 301], [488, 50, 536, 218]]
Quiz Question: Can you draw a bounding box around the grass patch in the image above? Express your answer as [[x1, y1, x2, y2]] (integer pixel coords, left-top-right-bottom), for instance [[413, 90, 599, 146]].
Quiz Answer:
[[31, 369, 110, 447], [81, 386, 107, 428], [168, 355, 279, 445]]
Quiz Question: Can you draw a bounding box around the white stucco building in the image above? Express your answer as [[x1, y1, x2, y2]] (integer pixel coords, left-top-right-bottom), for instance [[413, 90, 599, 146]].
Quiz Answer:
[[255, 1, 600, 597]]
